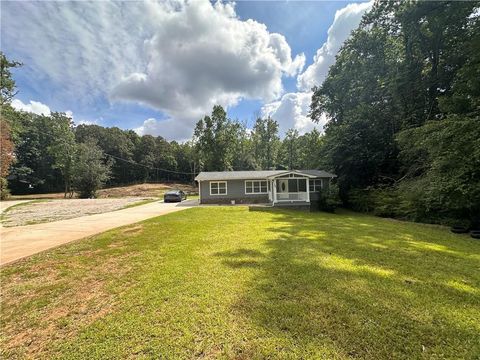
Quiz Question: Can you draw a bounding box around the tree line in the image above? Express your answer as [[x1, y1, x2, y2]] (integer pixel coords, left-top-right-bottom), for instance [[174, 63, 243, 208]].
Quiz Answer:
[[1, 1, 478, 226], [310, 1, 479, 226], [0, 54, 320, 198]]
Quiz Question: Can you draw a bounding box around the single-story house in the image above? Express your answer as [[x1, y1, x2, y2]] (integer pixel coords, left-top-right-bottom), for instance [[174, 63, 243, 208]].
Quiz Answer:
[[195, 169, 336, 208]]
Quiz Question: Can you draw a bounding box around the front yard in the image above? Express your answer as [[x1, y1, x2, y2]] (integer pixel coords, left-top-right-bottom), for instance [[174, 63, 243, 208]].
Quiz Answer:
[[1, 207, 479, 359]]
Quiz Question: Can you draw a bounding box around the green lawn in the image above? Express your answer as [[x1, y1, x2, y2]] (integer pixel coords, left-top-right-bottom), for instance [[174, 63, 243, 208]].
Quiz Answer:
[[1, 207, 479, 359]]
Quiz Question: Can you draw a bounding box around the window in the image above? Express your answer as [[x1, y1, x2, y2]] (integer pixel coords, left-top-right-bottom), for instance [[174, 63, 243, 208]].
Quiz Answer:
[[309, 179, 323, 192], [285, 179, 307, 192], [210, 181, 227, 195], [245, 180, 268, 194]]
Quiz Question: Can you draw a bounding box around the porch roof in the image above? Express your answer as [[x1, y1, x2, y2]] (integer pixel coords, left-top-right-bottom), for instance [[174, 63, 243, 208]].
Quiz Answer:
[[195, 169, 336, 181]]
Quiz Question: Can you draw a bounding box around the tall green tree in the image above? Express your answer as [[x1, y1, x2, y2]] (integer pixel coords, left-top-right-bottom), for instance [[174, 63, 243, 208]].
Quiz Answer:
[[280, 129, 300, 170], [0, 52, 21, 106], [232, 120, 257, 170], [311, 0, 478, 207], [8, 113, 63, 193], [297, 129, 324, 169], [252, 116, 280, 169], [73, 138, 112, 198], [193, 105, 239, 171], [0, 52, 21, 198], [48, 113, 77, 197]]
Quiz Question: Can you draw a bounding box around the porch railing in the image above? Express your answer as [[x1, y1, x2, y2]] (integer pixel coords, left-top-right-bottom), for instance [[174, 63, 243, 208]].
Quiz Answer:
[[276, 192, 308, 201]]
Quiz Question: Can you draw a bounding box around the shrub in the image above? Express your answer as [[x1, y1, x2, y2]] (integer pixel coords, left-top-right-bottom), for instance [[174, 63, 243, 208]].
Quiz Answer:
[[317, 183, 341, 212], [348, 188, 375, 213], [73, 139, 112, 198], [0, 177, 10, 200]]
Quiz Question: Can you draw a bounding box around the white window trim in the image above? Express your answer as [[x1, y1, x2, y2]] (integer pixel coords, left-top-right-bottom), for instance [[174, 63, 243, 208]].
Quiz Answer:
[[210, 181, 227, 196], [309, 179, 323, 192], [245, 180, 268, 194]]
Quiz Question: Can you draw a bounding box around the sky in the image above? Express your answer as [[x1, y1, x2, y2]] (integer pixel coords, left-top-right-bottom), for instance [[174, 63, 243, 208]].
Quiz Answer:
[[2, 0, 372, 141]]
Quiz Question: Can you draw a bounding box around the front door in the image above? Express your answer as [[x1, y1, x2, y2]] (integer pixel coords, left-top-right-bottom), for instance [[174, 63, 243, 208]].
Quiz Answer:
[[278, 179, 288, 193]]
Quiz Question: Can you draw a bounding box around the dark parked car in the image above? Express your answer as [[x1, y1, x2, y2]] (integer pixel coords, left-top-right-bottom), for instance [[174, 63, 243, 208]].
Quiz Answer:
[[164, 190, 187, 203]]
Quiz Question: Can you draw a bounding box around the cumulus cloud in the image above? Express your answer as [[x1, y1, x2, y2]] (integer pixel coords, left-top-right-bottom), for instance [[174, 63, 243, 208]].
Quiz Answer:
[[2, 1, 152, 105], [112, 0, 305, 137], [263, 1, 372, 134], [297, 1, 373, 91], [261, 92, 316, 135], [10, 99, 95, 125], [134, 117, 194, 142], [11, 99, 51, 115], [3, 0, 369, 140]]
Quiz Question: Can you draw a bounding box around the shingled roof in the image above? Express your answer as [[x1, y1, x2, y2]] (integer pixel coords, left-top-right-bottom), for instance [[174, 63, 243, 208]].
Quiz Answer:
[[195, 170, 336, 181]]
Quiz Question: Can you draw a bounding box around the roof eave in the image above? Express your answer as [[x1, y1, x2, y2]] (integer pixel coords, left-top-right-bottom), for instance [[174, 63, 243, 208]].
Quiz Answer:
[[266, 170, 318, 179]]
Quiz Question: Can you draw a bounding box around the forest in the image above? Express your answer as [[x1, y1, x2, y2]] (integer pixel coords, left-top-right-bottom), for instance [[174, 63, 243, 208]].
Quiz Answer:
[[1, 1, 479, 227]]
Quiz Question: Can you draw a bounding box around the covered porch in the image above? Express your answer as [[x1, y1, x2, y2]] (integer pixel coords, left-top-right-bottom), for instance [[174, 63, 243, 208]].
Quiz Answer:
[[267, 171, 317, 206]]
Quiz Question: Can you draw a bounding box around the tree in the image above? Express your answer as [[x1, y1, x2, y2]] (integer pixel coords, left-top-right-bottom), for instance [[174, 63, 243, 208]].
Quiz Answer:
[[280, 128, 300, 169], [48, 113, 77, 197], [397, 117, 480, 226], [0, 118, 15, 199], [0, 53, 21, 198], [252, 116, 280, 169], [193, 105, 239, 171], [0, 52, 22, 106], [231, 120, 257, 171], [75, 124, 136, 184], [310, 1, 478, 205], [73, 138, 112, 198], [297, 129, 324, 169], [8, 112, 64, 193]]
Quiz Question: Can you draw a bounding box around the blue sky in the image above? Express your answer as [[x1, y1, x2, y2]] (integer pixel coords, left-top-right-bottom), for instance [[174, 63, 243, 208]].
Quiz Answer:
[[2, 0, 371, 140]]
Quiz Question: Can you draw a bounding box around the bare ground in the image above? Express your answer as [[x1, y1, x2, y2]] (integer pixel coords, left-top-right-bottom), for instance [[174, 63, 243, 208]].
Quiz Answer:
[[1, 241, 138, 358], [1, 198, 153, 227], [10, 182, 198, 200]]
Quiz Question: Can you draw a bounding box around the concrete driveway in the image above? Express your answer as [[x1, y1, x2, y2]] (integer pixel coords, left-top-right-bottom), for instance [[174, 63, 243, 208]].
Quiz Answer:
[[0, 199, 196, 266]]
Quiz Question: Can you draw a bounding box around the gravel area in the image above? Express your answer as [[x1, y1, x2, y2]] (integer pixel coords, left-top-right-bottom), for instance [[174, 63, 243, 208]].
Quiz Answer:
[[1, 198, 154, 227]]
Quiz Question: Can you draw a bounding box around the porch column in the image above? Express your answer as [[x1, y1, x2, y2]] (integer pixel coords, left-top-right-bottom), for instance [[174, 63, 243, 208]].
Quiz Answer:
[[198, 181, 201, 204], [273, 180, 277, 204], [306, 178, 310, 203]]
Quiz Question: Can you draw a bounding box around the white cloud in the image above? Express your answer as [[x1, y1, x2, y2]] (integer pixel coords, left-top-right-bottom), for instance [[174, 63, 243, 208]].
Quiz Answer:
[[261, 92, 317, 135], [297, 1, 373, 91], [3, 0, 368, 140], [262, 1, 372, 135], [2, 1, 152, 105], [134, 117, 193, 142], [10, 100, 96, 126], [11, 99, 51, 115], [111, 0, 305, 138], [4, 0, 304, 140]]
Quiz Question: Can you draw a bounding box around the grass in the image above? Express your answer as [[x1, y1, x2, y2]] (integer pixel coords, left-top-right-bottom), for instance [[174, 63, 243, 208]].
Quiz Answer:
[[120, 198, 158, 209], [0, 200, 46, 222], [1, 207, 479, 359]]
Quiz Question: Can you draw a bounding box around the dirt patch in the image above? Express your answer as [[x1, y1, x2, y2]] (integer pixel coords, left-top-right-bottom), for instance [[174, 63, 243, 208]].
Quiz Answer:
[[10, 182, 198, 200], [121, 225, 144, 236], [1, 252, 137, 358], [2, 198, 152, 227], [98, 183, 197, 198]]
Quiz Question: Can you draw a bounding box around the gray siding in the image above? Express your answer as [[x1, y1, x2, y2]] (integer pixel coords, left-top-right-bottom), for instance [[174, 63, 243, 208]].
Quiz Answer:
[[199, 179, 268, 204], [198, 177, 332, 205]]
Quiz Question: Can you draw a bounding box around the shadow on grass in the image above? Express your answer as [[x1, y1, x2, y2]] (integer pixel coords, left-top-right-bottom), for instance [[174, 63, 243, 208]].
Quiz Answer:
[[216, 209, 480, 358], [214, 249, 265, 269]]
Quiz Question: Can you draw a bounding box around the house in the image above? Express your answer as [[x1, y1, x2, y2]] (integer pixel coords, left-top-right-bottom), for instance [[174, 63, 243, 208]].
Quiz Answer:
[[195, 170, 336, 208]]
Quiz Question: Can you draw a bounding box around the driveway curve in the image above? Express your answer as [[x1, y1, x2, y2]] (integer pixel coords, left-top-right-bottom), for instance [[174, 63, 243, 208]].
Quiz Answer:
[[0, 200, 196, 266]]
